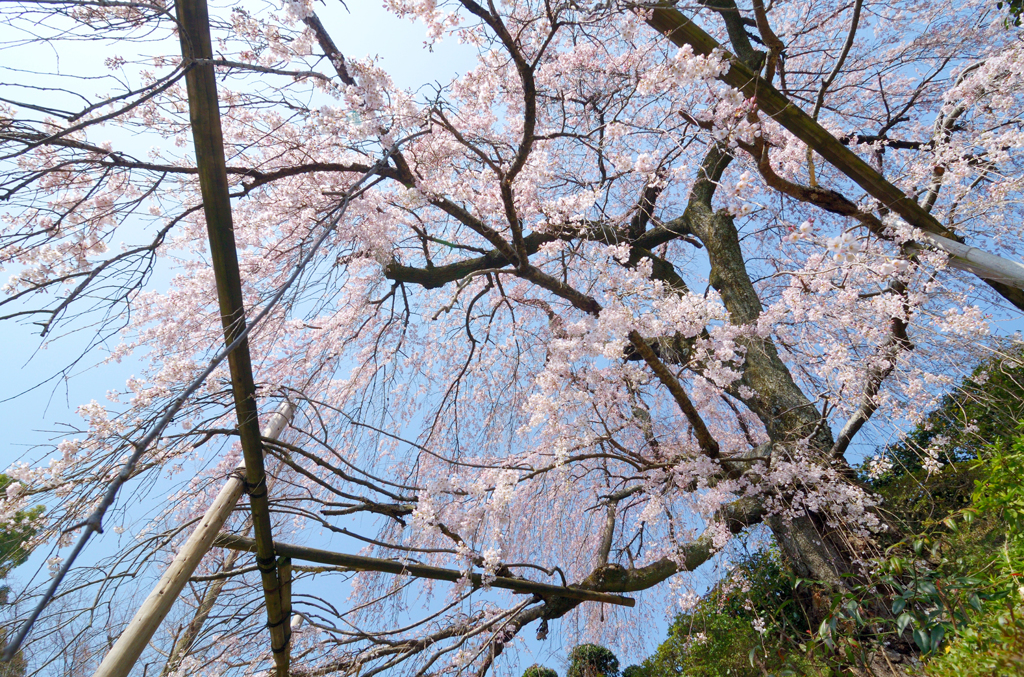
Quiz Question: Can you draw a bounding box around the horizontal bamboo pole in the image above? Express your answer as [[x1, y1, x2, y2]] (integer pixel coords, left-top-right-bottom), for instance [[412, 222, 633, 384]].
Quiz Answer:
[[92, 403, 294, 677], [214, 534, 637, 608]]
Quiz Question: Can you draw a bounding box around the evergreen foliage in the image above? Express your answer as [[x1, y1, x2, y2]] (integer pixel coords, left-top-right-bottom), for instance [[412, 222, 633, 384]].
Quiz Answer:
[[522, 664, 558, 677], [566, 644, 620, 677], [0, 475, 42, 577], [997, 0, 1024, 26], [0, 474, 42, 677], [867, 343, 1024, 487], [922, 435, 1024, 675]]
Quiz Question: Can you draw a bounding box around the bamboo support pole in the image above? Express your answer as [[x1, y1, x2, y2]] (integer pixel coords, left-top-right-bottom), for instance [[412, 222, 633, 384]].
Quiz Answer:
[[279, 557, 293, 633], [93, 404, 294, 677], [917, 233, 1024, 288], [172, 0, 293, 672], [214, 534, 637, 607], [646, 7, 1024, 310]]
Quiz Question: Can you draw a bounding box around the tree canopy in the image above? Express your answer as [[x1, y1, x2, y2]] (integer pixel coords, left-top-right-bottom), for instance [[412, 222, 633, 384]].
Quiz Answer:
[[1, 0, 1024, 676]]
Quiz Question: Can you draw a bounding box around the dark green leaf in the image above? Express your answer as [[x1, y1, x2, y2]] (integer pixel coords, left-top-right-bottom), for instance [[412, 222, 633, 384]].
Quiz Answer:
[[897, 612, 914, 635], [913, 627, 930, 652]]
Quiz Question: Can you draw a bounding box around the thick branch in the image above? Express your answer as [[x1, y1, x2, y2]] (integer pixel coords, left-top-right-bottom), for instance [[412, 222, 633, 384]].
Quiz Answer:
[[384, 219, 697, 290], [627, 331, 720, 459], [646, 7, 1024, 310], [303, 12, 356, 86]]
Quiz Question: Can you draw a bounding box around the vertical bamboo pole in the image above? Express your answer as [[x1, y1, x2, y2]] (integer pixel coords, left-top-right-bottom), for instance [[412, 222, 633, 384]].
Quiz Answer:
[[93, 403, 294, 677], [172, 0, 291, 671]]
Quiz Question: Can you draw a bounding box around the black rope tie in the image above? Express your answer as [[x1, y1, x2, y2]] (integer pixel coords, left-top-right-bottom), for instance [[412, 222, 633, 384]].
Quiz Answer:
[[256, 555, 278, 574], [270, 628, 292, 653], [246, 474, 268, 500]]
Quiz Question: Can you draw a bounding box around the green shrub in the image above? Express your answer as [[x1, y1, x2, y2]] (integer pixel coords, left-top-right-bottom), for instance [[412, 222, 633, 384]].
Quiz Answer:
[[522, 664, 558, 677], [636, 549, 824, 677], [567, 645, 619, 677], [922, 435, 1024, 676]]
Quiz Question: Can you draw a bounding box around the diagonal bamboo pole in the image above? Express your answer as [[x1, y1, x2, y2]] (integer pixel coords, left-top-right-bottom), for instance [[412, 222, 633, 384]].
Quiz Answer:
[[213, 534, 637, 607], [160, 549, 242, 677], [645, 6, 1024, 310], [92, 404, 294, 677]]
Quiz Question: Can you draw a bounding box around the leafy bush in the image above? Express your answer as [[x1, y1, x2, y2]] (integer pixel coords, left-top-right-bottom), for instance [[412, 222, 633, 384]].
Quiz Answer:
[[873, 462, 983, 536], [634, 549, 823, 677], [0, 475, 43, 577], [921, 435, 1024, 675], [816, 432, 1024, 672], [522, 665, 558, 677], [567, 644, 619, 677]]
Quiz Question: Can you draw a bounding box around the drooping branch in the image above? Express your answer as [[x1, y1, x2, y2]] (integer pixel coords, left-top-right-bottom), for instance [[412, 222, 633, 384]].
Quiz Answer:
[[237, 496, 765, 677], [830, 292, 912, 459]]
